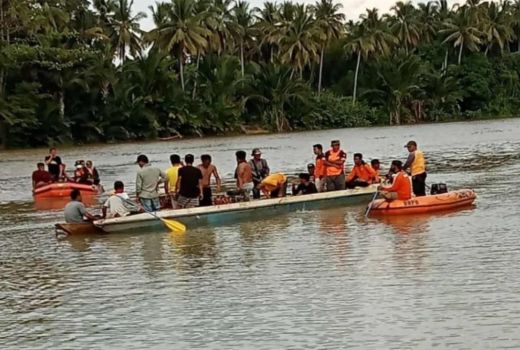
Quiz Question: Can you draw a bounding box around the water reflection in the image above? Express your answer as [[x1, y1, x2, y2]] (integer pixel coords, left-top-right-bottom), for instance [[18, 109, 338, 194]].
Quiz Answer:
[[166, 230, 218, 271]]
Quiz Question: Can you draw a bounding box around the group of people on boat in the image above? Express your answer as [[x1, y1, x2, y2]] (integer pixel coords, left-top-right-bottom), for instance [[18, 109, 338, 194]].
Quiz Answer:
[[62, 138, 427, 223], [32, 147, 101, 190]]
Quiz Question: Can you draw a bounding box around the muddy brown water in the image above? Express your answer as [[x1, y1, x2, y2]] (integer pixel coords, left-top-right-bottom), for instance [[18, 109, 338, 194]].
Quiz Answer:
[[1, 119, 519, 349]]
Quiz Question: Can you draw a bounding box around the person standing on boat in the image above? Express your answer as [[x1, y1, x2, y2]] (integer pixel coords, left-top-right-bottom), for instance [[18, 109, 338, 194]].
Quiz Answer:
[[403, 140, 427, 197], [64, 189, 97, 223], [45, 147, 66, 181], [32, 162, 52, 190], [165, 154, 182, 208], [249, 148, 270, 199], [176, 154, 203, 209], [235, 151, 254, 200], [345, 153, 376, 189], [313, 144, 327, 192], [198, 154, 222, 206], [324, 140, 347, 191], [379, 161, 412, 201], [136, 154, 166, 212]]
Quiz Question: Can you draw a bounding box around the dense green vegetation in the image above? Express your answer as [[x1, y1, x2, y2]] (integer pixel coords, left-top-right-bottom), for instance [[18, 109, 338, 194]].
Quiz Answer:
[[1, 0, 520, 148]]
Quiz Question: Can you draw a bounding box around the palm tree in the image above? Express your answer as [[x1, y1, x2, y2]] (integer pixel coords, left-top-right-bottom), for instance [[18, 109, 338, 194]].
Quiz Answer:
[[481, 1, 514, 55], [147, 0, 209, 91], [345, 9, 395, 105], [279, 4, 320, 79], [312, 0, 345, 95], [254, 2, 282, 63], [441, 8, 482, 64], [387, 1, 421, 54], [230, 1, 254, 77], [417, 1, 439, 44], [107, 0, 146, 63]]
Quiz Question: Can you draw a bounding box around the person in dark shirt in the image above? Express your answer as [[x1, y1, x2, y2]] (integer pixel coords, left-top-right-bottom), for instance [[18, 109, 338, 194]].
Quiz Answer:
[[292, 173, 318, 196], [176, 154, 203, 209], [85, 160, 100, 185], [44, 147, 65, 181], [32, 162, 52, 189]]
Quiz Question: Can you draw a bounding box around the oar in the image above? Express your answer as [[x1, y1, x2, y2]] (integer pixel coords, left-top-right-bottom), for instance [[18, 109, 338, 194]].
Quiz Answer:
[[125, 199, 186, 233], [364, 190, 379, 218]]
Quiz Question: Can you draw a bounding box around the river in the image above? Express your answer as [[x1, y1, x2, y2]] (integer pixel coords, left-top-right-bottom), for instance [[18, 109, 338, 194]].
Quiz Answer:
[[1, 119, 519, 349]]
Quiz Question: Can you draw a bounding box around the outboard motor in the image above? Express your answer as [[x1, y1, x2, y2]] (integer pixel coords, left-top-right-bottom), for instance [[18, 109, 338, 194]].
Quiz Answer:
[[431, 183, 448, 195]]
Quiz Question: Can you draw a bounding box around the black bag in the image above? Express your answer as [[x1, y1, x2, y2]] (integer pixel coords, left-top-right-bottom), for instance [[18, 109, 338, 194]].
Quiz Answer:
[[431, 183, 448, 195]]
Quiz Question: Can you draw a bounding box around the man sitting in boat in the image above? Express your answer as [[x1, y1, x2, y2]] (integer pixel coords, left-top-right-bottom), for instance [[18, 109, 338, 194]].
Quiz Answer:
[[370, 159, 382, 184], [235, 150, 254, 200], [85, 160, 100, 185], [259, 173, 287, 198], [102, 181, 139, 218], [32, 162, 52, 190], [292, 173, 318, 195], [73, 160, 91, 184], [345, 153, 377, 189], [64, 189, 97, 223], [378, 161, 412, 201]]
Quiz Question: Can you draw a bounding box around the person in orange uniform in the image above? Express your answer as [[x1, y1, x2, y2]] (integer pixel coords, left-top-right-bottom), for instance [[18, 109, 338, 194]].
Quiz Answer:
[[379, 160, 412, 201], [259, 173, 287, 198], [345, 153, 376, 188], [324, 140, 347, 191], [313, 144, 327, 192], [370, 159, 382, 184], [403, 140, 427, 196]]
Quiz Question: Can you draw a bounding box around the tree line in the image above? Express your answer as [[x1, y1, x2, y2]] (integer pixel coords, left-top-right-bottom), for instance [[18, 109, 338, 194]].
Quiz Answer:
[[1, 0, 520, 148]]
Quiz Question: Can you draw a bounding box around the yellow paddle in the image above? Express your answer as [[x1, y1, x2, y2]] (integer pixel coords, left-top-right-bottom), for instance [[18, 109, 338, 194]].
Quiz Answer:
[[126, 199, 186, 233]]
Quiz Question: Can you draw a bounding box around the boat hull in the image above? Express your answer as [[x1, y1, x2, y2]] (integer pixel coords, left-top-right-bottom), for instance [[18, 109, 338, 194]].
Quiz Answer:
[[94, 186, 377, 233], [55, 223, 103, 238], [34, 183, 100, 198], [369, 189, 476, 215]]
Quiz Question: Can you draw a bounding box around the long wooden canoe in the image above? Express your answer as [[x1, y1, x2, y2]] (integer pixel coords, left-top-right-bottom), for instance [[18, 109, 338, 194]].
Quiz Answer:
[[93, 186, 377, 233]]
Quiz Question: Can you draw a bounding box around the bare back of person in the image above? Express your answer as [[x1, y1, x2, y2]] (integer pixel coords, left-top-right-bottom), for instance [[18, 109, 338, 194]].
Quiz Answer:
[[237, 162, 253, 186], [198, 164, 216, 188]]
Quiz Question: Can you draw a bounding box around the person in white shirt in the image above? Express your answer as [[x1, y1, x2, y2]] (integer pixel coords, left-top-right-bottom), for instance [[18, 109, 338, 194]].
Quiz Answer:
[[102, 181, 139, 219]]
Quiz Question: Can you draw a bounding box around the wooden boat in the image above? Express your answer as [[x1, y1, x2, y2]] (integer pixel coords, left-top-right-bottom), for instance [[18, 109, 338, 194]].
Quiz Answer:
[[368, 189, 476, 216], [94, 186, 378, 233], [34, 182, 101, 198], [55, 222, 103, 238]]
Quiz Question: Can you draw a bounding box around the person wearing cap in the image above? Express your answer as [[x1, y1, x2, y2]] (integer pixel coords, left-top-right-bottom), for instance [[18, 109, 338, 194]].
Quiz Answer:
[[403, 140, 427, 196], [324, 140, 347, 191], [307, 163, 316, 181], [313, 144, 327, 192], [135, 154, 166, 212], [249, 148, 270, 199]]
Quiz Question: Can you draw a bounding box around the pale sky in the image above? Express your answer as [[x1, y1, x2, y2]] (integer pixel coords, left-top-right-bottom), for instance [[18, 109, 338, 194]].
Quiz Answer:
[[132, 0, 422, 31]]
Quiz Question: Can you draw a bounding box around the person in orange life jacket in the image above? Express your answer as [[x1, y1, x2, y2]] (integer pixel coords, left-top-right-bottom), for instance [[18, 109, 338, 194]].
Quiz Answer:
[[324, 140, 347, 191], [370, 159, 382, 184], [403, 140, 427, 196], [249, 148, 270, 199], [313, 144, 327, 192], [379, 160, 412, 201], [345, 153, 376, 189]]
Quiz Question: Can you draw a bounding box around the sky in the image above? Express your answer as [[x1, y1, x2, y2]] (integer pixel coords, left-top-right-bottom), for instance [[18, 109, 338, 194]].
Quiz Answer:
[[133, 0, 409, 31]]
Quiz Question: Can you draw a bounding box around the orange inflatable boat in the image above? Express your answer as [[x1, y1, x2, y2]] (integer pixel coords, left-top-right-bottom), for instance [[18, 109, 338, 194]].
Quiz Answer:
[[368, 189, 476, 215], [33, 183, 100, 198]]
